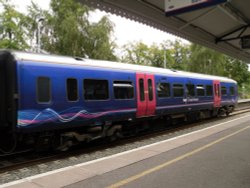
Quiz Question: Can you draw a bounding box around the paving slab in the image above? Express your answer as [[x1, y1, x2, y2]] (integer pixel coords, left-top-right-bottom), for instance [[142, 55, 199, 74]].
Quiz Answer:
[[31, 167, 96, 188], [2, 113, 250, 188], [5, 182, 41, 188], [77, 157, 132, 175]]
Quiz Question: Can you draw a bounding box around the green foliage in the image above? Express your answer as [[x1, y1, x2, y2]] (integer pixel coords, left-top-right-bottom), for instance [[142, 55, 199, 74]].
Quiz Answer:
[[41, 0, 90, 56], [121, 40, 189, 70], [83, 16, 117, 61], [222, 57, 250, 87], [121, 40, 250, 97], [40, 0, 117, 60], [121, 42, 152, 65], [0, 0, 29, 50], [188, 43, 250, 88], [188, 43, 226, 75], [0, 0, 117, 60], [0, 0, 249, 95], [162, 40, 190, 70]]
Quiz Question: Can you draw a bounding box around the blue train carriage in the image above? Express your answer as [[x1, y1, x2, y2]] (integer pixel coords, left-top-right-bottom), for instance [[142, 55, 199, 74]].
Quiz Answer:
[[0, 50, 238, 152]]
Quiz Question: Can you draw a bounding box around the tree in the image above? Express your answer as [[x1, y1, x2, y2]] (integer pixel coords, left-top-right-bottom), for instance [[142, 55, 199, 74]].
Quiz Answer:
[[0, 0, 29, 50], [188, 43, 225, 75], [223, 56, 250, 87], [121, 42, 152, 65], [187, 43, 250, 88], [83, 16, 117, 60], [121, 40, 189, 69], [39, 0, 117, 60], [25, 1, 47, 52], [161, 40, 189, 70]]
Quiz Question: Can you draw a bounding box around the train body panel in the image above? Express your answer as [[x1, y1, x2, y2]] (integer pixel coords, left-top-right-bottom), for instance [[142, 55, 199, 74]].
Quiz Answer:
[[17, 60, 137, 131], [0, 50, 239, 152], [14, 53, 238, 131]]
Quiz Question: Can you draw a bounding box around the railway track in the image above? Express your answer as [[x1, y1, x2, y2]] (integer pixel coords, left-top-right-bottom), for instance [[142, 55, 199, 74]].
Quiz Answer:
[[0, 106, 250, 179]]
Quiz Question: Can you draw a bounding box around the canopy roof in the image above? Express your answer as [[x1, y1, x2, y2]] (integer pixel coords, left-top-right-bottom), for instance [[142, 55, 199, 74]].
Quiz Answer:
[[79, 0, 250, 63]]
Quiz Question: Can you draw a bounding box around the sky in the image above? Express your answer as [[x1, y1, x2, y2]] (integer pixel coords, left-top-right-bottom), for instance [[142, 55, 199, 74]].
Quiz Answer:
[[89, 9, 188, 47], [11, 0, 188, 48]]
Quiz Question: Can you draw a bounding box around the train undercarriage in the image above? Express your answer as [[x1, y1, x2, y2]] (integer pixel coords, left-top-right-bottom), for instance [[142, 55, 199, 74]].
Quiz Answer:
[[0, 105, 235, 154]]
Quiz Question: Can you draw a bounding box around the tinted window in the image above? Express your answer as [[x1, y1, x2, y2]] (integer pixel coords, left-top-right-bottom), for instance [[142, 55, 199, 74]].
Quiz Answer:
[[214, 85, 217, 96], [67, 78, 78, 101], [173, 84, 184, 97], [197, 85, 205, 96], [221, 86, 227, 96], [113, 81, 134, 99], [37, 77, 51, 103], [206, 85, 213, 96], [186, 84, 195, 97], [217, 84, 221, 97], [84, 79, 109, 100], [230, 86, 235, 96], [148, 79, 153, 101], [139, 79, 145, 101], [157, 83, 170, 98]]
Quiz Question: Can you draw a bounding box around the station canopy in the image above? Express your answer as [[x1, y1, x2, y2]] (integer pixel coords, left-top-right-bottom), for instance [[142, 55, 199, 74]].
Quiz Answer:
[[79, 0, 250, 63]]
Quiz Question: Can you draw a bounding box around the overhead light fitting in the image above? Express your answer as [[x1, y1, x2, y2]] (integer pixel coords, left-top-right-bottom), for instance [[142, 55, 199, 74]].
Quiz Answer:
[[241, 35, 250, 49]]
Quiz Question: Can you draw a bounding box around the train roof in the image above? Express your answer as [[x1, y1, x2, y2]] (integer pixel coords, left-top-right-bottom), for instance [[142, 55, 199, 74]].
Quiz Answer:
[[11, 51, 236, 84]]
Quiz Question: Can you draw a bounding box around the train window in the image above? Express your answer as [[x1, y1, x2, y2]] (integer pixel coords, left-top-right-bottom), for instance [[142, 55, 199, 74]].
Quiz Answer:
[[84, 79, 109, 100], [214, 85, 217, 96], [186, 84, 195, 97], [113, 81, 134, 99], [206, 85, 213, 96], [230, 86, 235, 96], [173, 84, 184, 97], [37, 77, 51, 103], [157, 83, 170, 98], [139, 79, 145, 101], [67, 78, 78, 101], [221, 86, 227, 96], [148, 79, 153, 101], [196, 85, 205, 96], [217, 84, 221, 97]]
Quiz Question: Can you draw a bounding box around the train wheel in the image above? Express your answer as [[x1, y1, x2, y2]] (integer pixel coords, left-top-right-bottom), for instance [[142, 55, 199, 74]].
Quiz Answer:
[[107, 130, 122, 142]]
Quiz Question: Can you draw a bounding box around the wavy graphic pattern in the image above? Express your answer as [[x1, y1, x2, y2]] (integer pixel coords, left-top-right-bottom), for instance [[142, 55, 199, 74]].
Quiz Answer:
[[18, 107, 135, 127]]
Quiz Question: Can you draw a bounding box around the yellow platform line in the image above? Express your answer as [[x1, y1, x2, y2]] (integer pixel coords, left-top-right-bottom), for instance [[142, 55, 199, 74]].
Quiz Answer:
[[107, 125, 250, 188]]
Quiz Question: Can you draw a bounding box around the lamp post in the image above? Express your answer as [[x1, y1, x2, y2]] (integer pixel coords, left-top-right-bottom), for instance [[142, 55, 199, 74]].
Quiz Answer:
[[37, 17, 44, 53], [164, 48, 167, 68]]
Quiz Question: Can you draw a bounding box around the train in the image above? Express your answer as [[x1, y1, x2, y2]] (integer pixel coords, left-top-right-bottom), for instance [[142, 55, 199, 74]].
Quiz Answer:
[[0, 50, 238, 152]]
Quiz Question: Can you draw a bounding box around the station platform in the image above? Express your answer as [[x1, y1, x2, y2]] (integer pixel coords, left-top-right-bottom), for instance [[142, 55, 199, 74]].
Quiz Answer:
[[2, 113, 250, 188]]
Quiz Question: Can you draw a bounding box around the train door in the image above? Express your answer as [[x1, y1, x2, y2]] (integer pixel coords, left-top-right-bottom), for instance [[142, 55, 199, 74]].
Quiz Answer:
[[136, 73, 156, 117], [185, 80, 196, 104], [213, 80, 221, 107]]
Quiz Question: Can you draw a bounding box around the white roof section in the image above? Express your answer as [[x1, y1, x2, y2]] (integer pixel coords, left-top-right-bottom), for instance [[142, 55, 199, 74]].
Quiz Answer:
[[13, 51, 236, 84], [79, 0, 250, 63]]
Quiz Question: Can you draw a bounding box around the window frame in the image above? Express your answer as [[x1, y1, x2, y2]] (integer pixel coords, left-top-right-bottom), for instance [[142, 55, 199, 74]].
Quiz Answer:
[[221, 86, 227, 96], [196, 84, 205, 97], [148, 79, 154, 101], [139, 78, 145, 101], [206, 85, 213, 96], [229, 86, 235, 96], [186, 83, 195, 97], [157, 82, 171, 98], [83, 79, 109, 101], [173, 83, 184, 98], [36, 76, 52, 104], [113, 80, 134, 100], [217, 84, 221, 97], [66, 78, 79, 102]]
